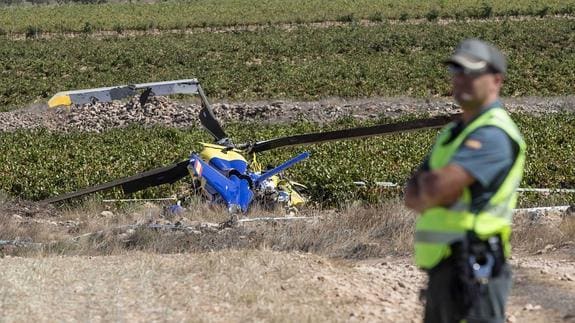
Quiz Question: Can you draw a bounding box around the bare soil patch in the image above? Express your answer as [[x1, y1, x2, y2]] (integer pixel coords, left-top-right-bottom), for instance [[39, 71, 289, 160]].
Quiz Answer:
[[1, 248, 573, 322], [1, 197, 574, 322], [6, 14, 574, 41]]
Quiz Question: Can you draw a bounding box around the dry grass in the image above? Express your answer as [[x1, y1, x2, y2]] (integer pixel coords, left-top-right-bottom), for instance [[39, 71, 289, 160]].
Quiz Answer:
[[256, 201, 415, 258], [0, 196, 426, 322], [0, 196, 63, 244], [58, 200, 416, 259], [512, 210, 575, 253], [2, 195, 574, 258], [0, 250, 370, 322], [1, 198, 417, 259], [1, 197, 574, 322]]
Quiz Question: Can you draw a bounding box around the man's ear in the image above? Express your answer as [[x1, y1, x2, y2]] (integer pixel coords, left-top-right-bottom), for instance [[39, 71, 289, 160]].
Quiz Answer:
[[493, 73, 504, 88]]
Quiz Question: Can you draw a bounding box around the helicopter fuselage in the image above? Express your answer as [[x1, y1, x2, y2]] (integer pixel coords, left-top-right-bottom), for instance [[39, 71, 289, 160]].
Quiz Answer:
[[189, 143, 308, 213]]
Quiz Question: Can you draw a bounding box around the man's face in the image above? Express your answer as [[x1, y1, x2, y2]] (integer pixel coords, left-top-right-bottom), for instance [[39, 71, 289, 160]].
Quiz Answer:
[[451, 66, 503, 109]]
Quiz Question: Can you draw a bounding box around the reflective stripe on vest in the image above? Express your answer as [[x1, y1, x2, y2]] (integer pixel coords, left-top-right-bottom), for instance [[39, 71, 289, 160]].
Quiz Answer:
[[414, 107, 526, 269]]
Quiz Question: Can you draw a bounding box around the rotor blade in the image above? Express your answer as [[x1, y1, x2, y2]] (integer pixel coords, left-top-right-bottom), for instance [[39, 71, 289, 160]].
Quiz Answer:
[[246, 114, 461, 153], [41, 160, 190, 204], [197, 84, 228, 141], [48, 79, 200, 108], [199, 106, 228, 141], [120, 160, 190, 194]]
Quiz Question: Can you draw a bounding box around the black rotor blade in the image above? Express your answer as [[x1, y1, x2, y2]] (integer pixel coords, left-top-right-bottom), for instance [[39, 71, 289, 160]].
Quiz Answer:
[[139, 87, 153, 107], [41, 160, 190, 204], [121, 160, 190, 193], [246, 113, 461, 153], [199, 106, 228, 141], [197, 84, 227, 141]]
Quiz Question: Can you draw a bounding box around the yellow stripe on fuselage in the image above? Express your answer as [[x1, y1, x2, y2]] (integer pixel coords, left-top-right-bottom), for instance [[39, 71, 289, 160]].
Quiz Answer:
[[199, 143, 247, 163]]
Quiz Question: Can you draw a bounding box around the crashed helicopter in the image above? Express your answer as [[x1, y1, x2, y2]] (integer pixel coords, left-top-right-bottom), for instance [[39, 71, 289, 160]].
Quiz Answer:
[[41, 79, 458, 215]]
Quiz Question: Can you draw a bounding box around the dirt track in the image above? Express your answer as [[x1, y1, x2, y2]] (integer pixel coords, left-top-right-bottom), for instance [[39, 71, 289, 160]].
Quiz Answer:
[[0, 248, 573, 322], [0, 199, 574, 322], [1, 96, 574, 133], [6, 14, 574, 41]]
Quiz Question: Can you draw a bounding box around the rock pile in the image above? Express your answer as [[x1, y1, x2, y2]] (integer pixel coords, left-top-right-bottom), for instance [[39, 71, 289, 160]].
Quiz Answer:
[[0, 96, 573, 133]]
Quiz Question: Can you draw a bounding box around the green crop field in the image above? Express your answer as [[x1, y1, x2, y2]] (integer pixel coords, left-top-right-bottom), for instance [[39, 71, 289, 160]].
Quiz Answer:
[[0, 0, 573, 207], [0, 2, 574, 317], [1, 113, 573, 206], [0, 18, 573, 111], [0, 0, 573, 34]]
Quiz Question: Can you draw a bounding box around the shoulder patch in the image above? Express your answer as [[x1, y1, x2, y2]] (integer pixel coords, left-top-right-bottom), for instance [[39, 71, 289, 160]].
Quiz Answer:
[[464, 139, 482, 150]]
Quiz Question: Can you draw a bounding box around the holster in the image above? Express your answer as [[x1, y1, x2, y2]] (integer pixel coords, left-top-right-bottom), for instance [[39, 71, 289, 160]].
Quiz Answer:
[[448, 232, 506, 318]]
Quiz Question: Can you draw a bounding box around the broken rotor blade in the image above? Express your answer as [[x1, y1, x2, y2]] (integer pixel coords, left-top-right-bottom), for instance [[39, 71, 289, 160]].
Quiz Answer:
[[244, 113, 461, 153], [48, 78, 229, 141], [48, 79, 200, 108], [197, 83, 228, 141], [41, 160, 190, 204], [198, 105, 228, 142]]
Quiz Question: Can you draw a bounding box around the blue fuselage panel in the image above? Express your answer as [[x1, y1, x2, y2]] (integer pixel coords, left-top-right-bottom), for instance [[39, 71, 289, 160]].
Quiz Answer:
[[209, 157, 248, 175]]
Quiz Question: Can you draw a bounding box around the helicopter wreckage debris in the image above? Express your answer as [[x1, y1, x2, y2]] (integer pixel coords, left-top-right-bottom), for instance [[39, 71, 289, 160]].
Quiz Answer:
[[0, 214, 320, 251]]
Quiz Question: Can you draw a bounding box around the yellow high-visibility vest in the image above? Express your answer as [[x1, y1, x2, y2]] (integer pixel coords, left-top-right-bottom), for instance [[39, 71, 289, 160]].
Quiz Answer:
[[414, 107, 526, 269]]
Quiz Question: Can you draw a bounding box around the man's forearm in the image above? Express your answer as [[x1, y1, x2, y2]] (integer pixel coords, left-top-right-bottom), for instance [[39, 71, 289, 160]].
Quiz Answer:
[[418, 166, 469, 209], [417, 172, 443, 209], [404, 174, 426, 213], [404, 166, 469, 212]]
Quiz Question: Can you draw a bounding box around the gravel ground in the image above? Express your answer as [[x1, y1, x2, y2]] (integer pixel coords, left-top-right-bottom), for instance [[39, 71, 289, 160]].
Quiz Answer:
[[1, 96, 573, 133], [0, 250, 424, 322], [0, 249, 573, 322], [1, 199, 573, 322]]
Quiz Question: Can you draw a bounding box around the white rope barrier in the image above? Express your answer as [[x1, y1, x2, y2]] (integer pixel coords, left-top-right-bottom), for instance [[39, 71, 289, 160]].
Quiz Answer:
[[514, 205, 572, 213], [517, 188, 575, 194], [238, 216, 317, 223], [102, 197, 177, 203]]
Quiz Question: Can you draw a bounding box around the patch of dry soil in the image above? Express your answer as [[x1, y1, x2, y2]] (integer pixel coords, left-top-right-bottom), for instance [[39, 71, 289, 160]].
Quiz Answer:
[[0, 248, 573, 322]]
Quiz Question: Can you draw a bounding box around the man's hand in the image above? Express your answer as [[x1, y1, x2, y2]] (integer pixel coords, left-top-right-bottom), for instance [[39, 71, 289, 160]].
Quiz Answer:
[[404, 164, 475, 213], [405, 171, 425, 212]]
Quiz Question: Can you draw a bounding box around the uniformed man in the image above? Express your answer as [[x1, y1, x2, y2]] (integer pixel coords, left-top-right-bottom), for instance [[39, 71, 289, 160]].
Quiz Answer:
[[404, 39, 526, 323]]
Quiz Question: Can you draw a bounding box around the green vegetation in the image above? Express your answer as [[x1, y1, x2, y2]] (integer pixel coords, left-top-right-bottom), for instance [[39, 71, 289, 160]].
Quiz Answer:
[[0, 0, 573, 209], [1, 113, 573, 207], [0, 0, 573, 34], [0, 19, 573, 110]]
